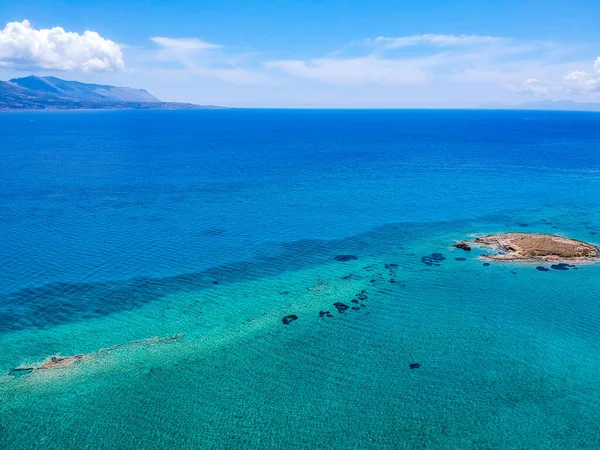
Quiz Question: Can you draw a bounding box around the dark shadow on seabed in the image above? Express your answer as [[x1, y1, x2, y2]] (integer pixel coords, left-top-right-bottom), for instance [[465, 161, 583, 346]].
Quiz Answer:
[[0, 212, 523, 334], [2, 207, 598, 336]]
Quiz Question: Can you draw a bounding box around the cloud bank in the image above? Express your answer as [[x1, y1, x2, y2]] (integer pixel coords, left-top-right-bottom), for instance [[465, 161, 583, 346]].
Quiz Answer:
[[514, 57, 600, 96], [150, 37, 221, 52], [367, 34, 503, 48], [563, 57, 600, 92], [0, 20, 124, 72], [265, 57, 431, 86]]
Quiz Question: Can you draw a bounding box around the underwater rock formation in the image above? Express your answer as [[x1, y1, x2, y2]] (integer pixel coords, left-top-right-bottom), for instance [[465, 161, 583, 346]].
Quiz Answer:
[[282, 315, 298, 324], [41, 354, 86, 370], [7, 333, 184, 379], [334, 255, 358, 262]]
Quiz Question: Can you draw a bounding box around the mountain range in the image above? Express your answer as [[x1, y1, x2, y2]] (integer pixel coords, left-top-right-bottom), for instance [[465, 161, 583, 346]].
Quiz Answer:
[[0, 76, 220, 110]]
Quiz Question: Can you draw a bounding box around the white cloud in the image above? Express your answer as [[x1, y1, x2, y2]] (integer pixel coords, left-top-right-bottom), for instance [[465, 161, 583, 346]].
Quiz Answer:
[[265, 57, 432, 85], [368, 34, 503, 49], [515, 78, 562, 95], [265, 35, 534, 87], [507, 57, 600, 97], [0, 19, 124, 72], [150, 37, 220, 52], [563, 57, 600, 92], [144, 36, 273, 85]]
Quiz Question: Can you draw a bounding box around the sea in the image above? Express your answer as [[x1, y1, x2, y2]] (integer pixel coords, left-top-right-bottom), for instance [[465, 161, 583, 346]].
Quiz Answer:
[[0, 109, 599, 449]]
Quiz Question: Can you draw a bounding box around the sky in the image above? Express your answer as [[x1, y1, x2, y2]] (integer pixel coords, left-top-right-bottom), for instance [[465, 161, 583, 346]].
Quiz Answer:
[[0, 0, 599, 108]]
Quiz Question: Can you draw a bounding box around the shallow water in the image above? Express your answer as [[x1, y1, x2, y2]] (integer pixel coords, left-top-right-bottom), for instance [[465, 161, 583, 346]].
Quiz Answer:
[[0, 110, 599, 448]]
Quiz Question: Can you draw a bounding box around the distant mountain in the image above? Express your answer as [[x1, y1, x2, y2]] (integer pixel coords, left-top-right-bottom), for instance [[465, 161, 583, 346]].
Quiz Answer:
[[479, 100, 600, 112], [0, 76, 222, 110]]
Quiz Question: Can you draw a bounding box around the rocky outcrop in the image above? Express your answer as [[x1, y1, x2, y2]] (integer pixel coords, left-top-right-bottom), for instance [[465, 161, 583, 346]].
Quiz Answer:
[[453, 241, 472, 251], [7, 333, 184, 379], [470, 233, 600, 262], [41, 354, 86, 370]]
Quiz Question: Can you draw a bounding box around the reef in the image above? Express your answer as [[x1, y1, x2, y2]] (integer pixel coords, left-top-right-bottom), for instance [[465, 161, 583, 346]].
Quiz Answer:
[[41, 355, 86, 370], [421, 253, 446, 267], [470, 233, 600, 263], [7, 333, 184, 379]]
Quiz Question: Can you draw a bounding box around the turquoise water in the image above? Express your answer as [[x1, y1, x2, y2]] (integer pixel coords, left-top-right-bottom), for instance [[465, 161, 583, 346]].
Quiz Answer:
[[0, 110, 599, 448]]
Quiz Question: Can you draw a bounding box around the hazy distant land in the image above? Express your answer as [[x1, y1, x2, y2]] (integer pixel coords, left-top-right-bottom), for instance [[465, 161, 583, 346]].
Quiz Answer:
[[0, 75, 224, 110], [479, 100, 600, 112]]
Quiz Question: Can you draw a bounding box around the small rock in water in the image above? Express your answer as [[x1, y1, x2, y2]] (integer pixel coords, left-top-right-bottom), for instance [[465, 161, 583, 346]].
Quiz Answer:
[[282, 315, 298, 325], [333, 302, 350, 313], [351, 299, 359, 304], [455, 257, 467, 261], [453, 242, 472, 251], [517, 222, 529, 227], [8, 367, 33, 379], [536, 266, 549, 272], [335, 255, 358, 262], [351, 307, 360, 311], [551, 263, 570, 271], [212, 280, 219, 285], [410, 363, 421, 370], [483, 262, 491, 267], [389, 278, 397, 283], [385, 263, 399, 270]]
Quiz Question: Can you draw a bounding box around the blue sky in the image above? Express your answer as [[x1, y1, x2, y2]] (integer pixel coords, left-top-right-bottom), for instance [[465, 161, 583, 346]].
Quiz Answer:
[[1, 0, 599, 107]]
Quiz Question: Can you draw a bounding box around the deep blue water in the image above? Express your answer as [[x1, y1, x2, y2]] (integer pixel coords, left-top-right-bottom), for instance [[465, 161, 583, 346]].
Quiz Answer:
[[0, 110, 599, 449]]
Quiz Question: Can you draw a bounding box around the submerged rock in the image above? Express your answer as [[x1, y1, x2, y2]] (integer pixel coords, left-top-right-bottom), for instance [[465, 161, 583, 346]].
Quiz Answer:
[[8, 367, 33, 379], [410, 363, 421, 370], [41, 354, 85, 370], [536, 266, 550, 272], [333, 302, 350, 313], [282, 315, 298, 325], [422, 253, 446, 266], [335, 255, 358, 262], [6, 333, 184, 379]]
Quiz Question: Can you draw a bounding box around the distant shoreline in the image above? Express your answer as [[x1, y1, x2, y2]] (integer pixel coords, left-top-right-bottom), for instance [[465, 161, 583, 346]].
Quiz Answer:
[[0, 103, 229, 111]]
